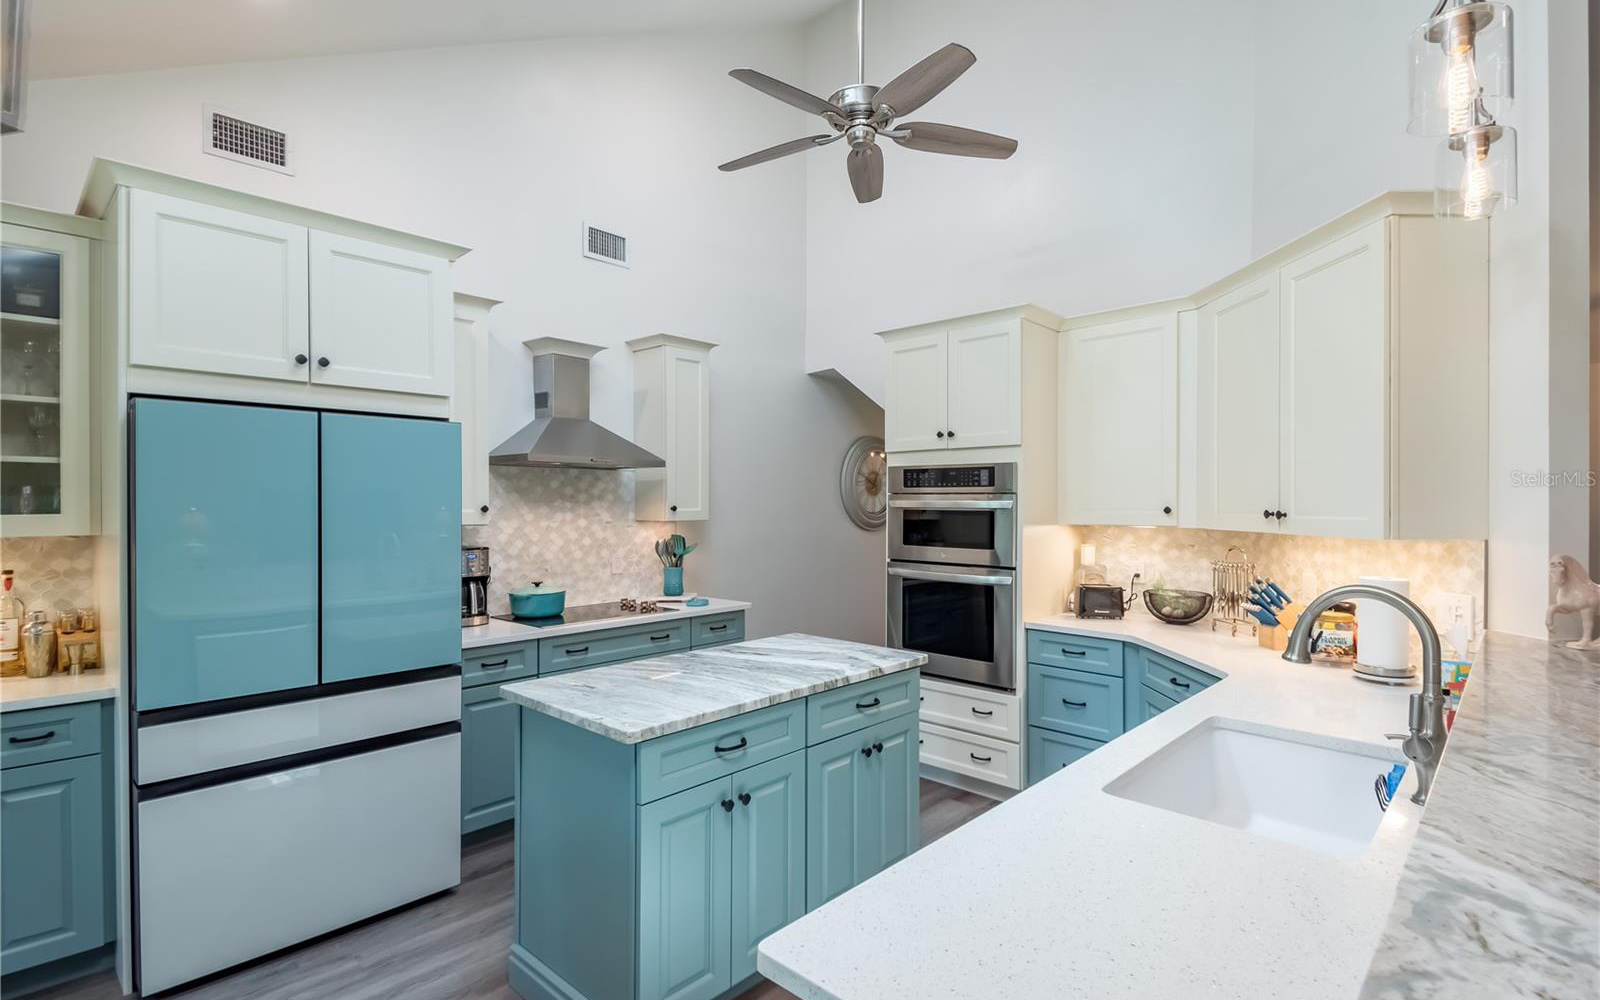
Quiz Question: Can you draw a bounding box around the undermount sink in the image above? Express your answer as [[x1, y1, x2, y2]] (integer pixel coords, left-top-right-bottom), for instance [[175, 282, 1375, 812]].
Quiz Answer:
[[1103, 717, 1402, 858]]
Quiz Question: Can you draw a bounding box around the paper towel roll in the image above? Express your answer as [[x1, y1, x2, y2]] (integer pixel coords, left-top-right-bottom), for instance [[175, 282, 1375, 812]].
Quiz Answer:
[[1356, 576, 1411, 671]]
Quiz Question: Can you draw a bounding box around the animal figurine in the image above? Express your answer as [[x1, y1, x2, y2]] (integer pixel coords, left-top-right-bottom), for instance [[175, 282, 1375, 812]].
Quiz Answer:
[[1547, 555, 1600, 649]]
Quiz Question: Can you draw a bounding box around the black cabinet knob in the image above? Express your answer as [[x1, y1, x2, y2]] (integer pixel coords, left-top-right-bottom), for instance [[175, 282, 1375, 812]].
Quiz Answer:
[[294, 353, 308, 365], [738, 792, 751, 806], [872, 741, 884, 754], [669, 505, 678, 513], [861, 746, 874, 758], [480, 505, 489, 514], [721, 799, 734, 813], [317, 357, 331, 368], [1263, 509, 1274, 520], [935, 430, 945, 438], [1275, 510, 1287, 520], [946, 430, 956, 439], [1162, 505, 1173, 515]]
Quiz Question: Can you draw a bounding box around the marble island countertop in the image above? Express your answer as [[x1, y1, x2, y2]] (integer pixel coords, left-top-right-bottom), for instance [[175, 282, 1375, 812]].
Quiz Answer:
[[498, 633, 925, 743], [758, 614, 1431, 1000], [1, 671, 118, 713], [461, 597, 750, 650]]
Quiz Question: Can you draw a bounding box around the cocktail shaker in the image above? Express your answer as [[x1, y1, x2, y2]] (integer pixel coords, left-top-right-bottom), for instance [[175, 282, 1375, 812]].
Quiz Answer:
[[21, 611, 55, 677]]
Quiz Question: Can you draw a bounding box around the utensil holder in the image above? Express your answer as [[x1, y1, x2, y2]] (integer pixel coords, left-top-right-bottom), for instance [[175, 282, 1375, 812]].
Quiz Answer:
[[663, 566, 684, 597]]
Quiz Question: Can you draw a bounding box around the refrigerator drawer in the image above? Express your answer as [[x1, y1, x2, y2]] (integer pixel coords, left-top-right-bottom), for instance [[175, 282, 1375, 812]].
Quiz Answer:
[[136, 733, 460, 995]]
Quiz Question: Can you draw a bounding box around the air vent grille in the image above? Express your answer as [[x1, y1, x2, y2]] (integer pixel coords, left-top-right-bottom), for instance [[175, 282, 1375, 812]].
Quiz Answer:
[[582, 223, 628, 267], [202, 105, 293, 174]]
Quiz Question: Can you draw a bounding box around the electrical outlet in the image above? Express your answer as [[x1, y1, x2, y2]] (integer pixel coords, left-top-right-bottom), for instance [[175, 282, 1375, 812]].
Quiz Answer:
[[1435, 591, 1476, 655], [610, 552, 625, 576]]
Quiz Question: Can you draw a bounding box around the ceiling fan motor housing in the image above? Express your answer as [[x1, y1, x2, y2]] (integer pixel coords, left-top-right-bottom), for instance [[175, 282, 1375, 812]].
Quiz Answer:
[[830, 84, 882, 122]]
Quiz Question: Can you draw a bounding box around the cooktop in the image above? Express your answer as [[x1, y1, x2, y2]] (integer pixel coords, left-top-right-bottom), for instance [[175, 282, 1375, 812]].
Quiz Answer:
[[492, 601, 653, 629]]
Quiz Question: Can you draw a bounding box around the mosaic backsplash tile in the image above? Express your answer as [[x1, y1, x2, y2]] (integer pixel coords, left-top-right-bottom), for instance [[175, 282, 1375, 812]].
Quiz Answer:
[[1064, 526, 1486, 654], [462, 466, 671, 615], [0, 536, 96, 616]]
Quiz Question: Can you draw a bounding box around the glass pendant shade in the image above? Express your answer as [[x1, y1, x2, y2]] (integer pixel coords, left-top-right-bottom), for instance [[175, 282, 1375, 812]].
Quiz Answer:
[[1407, 1, 1514, 137], [1434, 124, 1516, 219]]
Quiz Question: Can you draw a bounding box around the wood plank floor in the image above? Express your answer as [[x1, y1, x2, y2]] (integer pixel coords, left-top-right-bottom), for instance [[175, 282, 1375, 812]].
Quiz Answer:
[[30, 780, 997, 1000]]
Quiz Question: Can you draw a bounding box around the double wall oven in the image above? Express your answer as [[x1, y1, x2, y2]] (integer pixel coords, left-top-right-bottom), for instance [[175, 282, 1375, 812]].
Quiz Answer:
[[887, 463, 1017, 690]]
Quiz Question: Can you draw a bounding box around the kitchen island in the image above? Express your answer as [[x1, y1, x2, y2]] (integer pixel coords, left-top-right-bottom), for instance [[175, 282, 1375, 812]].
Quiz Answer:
[[498, 633, 925, 1000]]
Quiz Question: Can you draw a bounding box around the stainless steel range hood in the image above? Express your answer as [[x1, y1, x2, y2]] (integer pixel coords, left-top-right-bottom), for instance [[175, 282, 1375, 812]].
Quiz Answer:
[[489, 338, 664, 470]]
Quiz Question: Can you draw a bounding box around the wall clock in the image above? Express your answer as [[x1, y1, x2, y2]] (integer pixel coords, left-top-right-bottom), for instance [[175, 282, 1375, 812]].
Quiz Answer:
[[839, 435, 887, 531]]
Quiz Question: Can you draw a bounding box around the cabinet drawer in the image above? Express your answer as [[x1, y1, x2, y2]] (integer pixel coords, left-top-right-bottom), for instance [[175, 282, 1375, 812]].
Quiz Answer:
[[918, 721, 1020, 788], [462, 643, 536, 688], [539, 621, 691, 676], [691, 612, 744, 647], [637, 700, 806, 804], [1026, 727, 1103, 786], [918, 679, 1020, 742], [806, 671, 919, 746], [1028, 663, 1124, 742], [1025, 631, 1124, 677], [1136, 648, 1217, 702], [1136, 685, 1180, 725], [1, 702, 103, 769]]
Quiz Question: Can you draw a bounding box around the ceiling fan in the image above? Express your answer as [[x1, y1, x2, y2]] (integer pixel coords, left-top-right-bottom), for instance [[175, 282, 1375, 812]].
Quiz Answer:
[[717, 0, 1017, 203]]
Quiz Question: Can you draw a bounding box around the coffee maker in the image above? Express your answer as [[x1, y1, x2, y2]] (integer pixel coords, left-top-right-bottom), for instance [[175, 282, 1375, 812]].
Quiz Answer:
[[461, 546, 490, 626]]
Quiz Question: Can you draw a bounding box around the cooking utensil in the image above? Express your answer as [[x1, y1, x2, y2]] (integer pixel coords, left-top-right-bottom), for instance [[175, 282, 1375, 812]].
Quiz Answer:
[[1142, 589, 1215, 626], [508, 582, 566, 619], [1211, 546, 1257, 635]]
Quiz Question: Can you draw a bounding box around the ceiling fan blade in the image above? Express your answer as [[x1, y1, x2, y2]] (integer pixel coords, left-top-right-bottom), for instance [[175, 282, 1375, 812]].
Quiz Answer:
[[718, 134, 840, 172], [729, 69, 841, 118], [891, 122, 1017, 159], [873, 43, 976, 117], [847, 144, 884, 203]]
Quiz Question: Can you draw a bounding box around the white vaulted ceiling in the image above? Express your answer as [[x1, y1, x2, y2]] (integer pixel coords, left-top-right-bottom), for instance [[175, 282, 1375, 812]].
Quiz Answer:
[[30, 0, 842, 78]]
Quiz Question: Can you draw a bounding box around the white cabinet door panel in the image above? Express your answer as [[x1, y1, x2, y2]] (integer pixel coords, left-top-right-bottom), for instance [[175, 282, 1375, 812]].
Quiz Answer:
[[883, 330, 949, 452], [1059, 313, 1178, 525], [666, 347, 711, 520], [452, 296, 494, 525], [1279, 222, 1388, 538], [309, 231, 452, 397], [1198, 274, 1281, 532], [946, 322, 1021, 449], [128, 190, 309, 382]]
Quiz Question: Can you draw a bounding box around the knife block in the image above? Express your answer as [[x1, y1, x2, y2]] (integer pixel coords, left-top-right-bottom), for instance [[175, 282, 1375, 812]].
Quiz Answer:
[[1256, 604, 1303, 652]]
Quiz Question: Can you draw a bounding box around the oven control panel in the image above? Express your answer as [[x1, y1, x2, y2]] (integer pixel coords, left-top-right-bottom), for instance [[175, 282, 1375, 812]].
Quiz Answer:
[[899, 466, 1001, 490]]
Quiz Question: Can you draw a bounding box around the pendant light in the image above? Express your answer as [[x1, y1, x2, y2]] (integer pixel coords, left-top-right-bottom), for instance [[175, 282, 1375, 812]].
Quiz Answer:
[[1407, 1, 1516, 220]]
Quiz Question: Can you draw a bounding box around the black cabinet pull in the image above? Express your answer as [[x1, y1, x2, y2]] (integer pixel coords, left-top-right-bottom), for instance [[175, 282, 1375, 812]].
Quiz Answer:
[[1168, 677, 1191, 690], [872, 741, 884, 754], [480, 504, 489, 514], [7, 730, 54, 745], [317, 356, 331, 368], [293, 353, 308, 365], [721, 799, 734, 813], [970, 707, 994, 717], [1057, 648, 1086, 657], [564, 646, 589, 655], [479, 659, 510, 670], [861, 746, 874, 758], [1263, 508, 1274, 520], [708, 623, 728, 632], [1061, 699, 1087, 709], [855, 697, 881, 711], [969, 753, 991, 763], [935, 430, 946, 438], [1274, 510, 1287, 520], [713, 736, 748, 754], [669, 505, 678, 512], [1163, 505, 1173, 515], [649, 633, 671, 642], [946, 430, 956, 439], [738, 792, 751, 806]]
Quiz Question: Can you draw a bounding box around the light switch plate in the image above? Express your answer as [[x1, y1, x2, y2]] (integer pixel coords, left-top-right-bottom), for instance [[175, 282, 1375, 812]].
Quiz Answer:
[[1436, 591, 1477, 654]]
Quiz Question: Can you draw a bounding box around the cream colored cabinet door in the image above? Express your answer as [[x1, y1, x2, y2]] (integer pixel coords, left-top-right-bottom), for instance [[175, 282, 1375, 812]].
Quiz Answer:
[[662, 346, 711, 520], [308, 231, 453, 397], [945, 321, 1021, 449], [883, 330, 949, 452], [1197, 274, 1282, 532], [1059, 313, 1177, 525], [128, 190, 310, 382], [1278, 222, 1388, 538], [451, 294, 497, 526]]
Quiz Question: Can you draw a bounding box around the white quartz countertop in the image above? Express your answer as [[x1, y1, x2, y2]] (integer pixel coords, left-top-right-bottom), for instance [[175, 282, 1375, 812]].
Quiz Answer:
[[1, 672, 117, 713], [758, 614, 1429, 1000], [499, 633, 925, 744], [461, 598, 750, 650]]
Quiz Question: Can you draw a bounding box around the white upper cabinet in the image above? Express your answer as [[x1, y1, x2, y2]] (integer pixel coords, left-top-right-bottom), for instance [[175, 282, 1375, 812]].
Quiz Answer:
[[128, 189, 310, 383], [882, 329, 949, 452], [945, 321, 1022, 450], [631, 336, 715, 522], [309, 232, 452, 397], [451, 294, 498, 527], [1278, 222, 1386, 538], [1058, 311, 1177, 526], [1197, 274, 1282, 533], [882, 315, 1038, 454]]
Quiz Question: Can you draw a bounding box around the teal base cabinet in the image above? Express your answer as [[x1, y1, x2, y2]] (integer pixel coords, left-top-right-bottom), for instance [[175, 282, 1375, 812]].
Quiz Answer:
[[461, 684, 519, 832], [1026, 727, 1103, 785], [508, 667, 918, 1000], [0, 703, 111, 979]]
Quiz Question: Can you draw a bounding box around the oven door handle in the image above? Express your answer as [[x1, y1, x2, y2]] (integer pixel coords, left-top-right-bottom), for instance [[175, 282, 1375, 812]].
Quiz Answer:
[[887, 566, 1014, 587], [888, 497, 1015, 510]]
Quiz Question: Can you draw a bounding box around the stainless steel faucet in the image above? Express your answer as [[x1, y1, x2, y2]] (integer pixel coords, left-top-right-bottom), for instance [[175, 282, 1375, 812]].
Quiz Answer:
[[1281, 585, 1448, 805]]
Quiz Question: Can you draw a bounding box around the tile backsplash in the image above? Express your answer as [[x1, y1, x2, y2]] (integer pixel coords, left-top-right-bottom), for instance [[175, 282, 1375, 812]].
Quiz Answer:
[[1065, 526, 1486, 649], [462, 466, 670, 615], [0, 536, 96, 615]]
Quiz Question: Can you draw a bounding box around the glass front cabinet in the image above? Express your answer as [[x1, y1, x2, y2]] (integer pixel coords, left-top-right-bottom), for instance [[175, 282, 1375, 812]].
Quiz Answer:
[[0, 220, 95, 536]]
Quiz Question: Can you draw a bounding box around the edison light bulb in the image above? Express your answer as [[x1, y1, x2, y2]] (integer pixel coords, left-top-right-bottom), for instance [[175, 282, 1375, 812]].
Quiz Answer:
[[1445, 47, 1480, 134], [1460, 135, 1493, 220]]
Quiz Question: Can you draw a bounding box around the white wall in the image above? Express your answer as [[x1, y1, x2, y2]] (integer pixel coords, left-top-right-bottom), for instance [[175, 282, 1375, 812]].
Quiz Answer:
[[798, 0, 1258, 402], [0, 29, 888, 643]]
